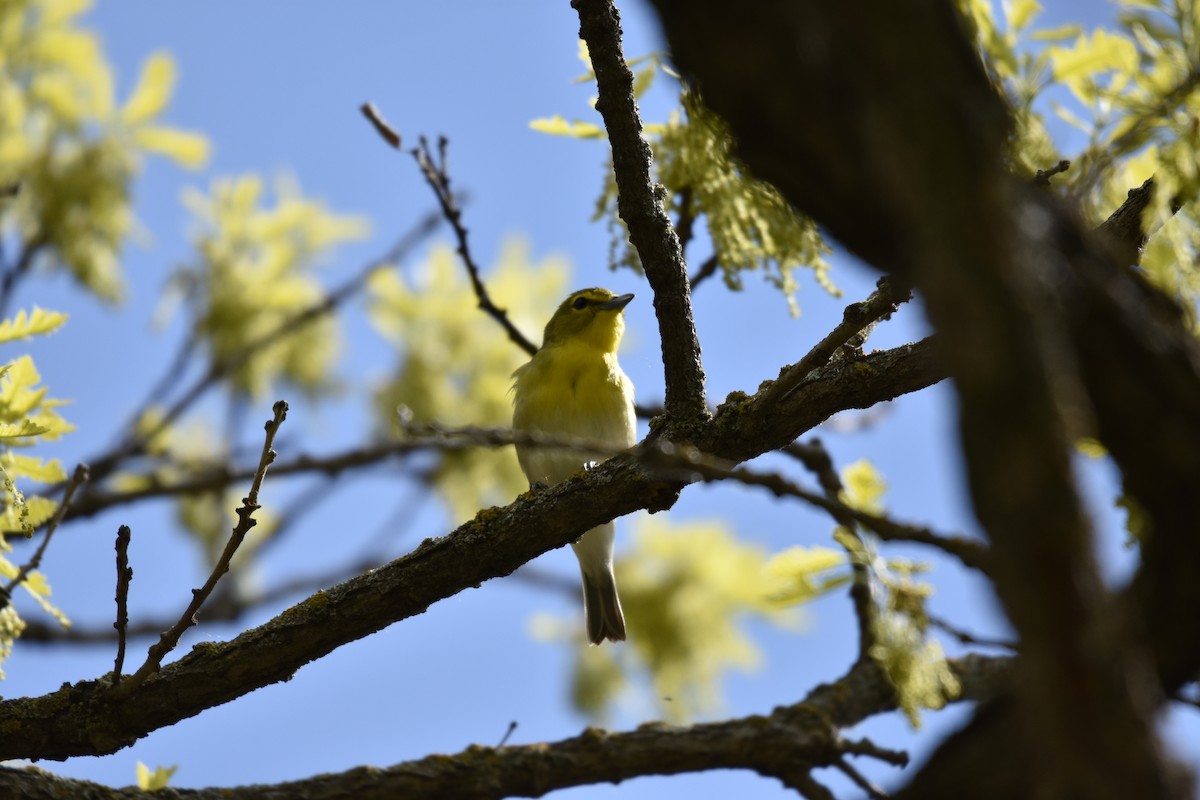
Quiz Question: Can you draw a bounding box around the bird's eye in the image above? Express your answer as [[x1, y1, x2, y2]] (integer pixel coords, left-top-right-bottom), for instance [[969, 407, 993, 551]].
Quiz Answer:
[[572, 296, 589, 310]]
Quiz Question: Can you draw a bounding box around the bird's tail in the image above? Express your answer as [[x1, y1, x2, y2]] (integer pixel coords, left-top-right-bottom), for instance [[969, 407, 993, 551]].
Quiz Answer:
[[572, 523, 626, 644]]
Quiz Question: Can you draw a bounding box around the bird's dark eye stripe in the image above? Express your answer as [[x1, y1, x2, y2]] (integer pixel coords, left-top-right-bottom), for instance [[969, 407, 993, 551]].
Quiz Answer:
[[572, 296, 589, 310]]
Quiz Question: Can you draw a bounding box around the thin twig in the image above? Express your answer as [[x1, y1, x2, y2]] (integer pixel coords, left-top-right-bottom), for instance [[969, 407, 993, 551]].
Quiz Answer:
[[361, 102, 539, 356], [833, 758, 889, 799], [928, 613, 1017, 651], [839, 736, 909, 767], [688, 254, 720, 289], [112, 525, 132, 685], [0, 235, 46, 318], [674, 186, 697, 257], [787, 772, 837, 800], [497, 721, 518, 748], [22, 549, 397, 645], [0, 463, 89, 610], [1032, 159, 1071, 187], [642, 444, 993, 573], [114, 401, 288, 698], [785, 438, 874, 660], [756, 276, 912, 414], [361, 102, 402, 149], [68, 424, 614, 521], [412, 136, 539, 356], [132, 331, 199, 423], [79, 214, 441, 487]]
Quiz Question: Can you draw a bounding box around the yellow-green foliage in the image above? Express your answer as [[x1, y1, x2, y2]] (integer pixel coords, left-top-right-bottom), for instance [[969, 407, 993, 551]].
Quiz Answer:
[[957, 0, 1200, 318], [0, 306, 73, 677], [541, 516, 800, 722], [653, 90, 836, 313], [0, 605, 24, 679], [869, 597, 961, 728], [177, 174, 367, 399], [762, 544, 850, 607], [368, 238, 569, 522], [834, 459, 959, 728], [136, 762, 178, 792], [532, 44, 836, 314], [0, 0, 208, 301]]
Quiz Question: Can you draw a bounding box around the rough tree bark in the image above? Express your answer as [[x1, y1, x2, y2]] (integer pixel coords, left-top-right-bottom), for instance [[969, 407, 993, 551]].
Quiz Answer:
[[649, 1, 1200, 797]]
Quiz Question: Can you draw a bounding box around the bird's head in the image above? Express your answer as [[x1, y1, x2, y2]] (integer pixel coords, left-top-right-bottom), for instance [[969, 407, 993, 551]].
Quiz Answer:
[[542, 288, 634, 353]]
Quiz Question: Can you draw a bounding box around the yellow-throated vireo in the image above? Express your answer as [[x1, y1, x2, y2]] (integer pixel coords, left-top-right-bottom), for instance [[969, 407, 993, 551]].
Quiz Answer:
[[512, 288, 636, 644]]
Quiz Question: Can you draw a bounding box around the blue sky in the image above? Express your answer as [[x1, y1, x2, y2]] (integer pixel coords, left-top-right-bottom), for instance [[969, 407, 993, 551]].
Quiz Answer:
[[2, 2, 1196, 797]]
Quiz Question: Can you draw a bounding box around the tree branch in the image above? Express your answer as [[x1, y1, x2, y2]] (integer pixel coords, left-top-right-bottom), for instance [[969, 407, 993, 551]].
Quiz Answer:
[[756, 275, 912, 416], [573, 0, 709, 432], [649, 2, 1190, 796], [111, 525, 132, 684], [0, 654, 1010, 799], [114, 401, 287, 698], [0, 338, 943, 760], [360, 103, 539, 356]]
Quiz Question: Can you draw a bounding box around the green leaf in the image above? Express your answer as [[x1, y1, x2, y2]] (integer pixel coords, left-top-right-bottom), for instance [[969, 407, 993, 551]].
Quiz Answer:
[[0, 420, 51, 439], [20, 570, 70, 628], [841, 459, 887, 514], [1029, 23, 1083, 42], [529, 115, 605, 139], [1050, 29, 1139, 103], [0, 605, 26, 679], [0, 308, 69, 343], [763, 545, 850, 606], [2, 453, 66, 483], [132, 125, 210, 169], [1, 495, 58, 531], [136, 762, 179, 791], [870, 610, 962, 728], [1005, 0, 1041, 33], [120, 51, 175, 124]]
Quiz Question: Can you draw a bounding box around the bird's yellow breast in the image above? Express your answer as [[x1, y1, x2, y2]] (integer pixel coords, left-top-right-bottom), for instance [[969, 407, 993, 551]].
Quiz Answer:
[[512, 339, 636, 486]]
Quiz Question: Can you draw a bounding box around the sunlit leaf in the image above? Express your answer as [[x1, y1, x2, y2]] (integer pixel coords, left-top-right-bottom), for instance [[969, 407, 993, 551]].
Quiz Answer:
[[0, 308, 68, 343], [132, 125, 210, 169], [529, 115, 605, 139], [121, 51, 176, 125], [136, 762, 178, 791]]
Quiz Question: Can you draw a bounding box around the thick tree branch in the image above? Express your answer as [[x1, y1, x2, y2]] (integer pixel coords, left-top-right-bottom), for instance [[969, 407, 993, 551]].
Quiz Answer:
[[573, 0, 709, 432], [0, 338, 942, 761], [649, 1, 1191, 796], [755, 276, 911, 416], [0, 654, 1010, 800]]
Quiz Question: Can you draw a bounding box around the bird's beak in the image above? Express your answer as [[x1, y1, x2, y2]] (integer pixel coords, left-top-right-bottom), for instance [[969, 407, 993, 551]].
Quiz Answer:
[[598, 293, 634, 311]]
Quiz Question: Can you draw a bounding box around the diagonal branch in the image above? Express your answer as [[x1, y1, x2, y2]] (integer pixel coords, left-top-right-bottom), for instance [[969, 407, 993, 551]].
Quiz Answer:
[[360, 102, 539, 356], [0, 338, 943, 761], [756, 276, 911, 413]]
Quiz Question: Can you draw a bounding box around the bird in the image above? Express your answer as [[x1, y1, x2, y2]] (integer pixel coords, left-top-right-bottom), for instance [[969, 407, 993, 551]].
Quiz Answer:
[[512, 287, 637, 644]]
